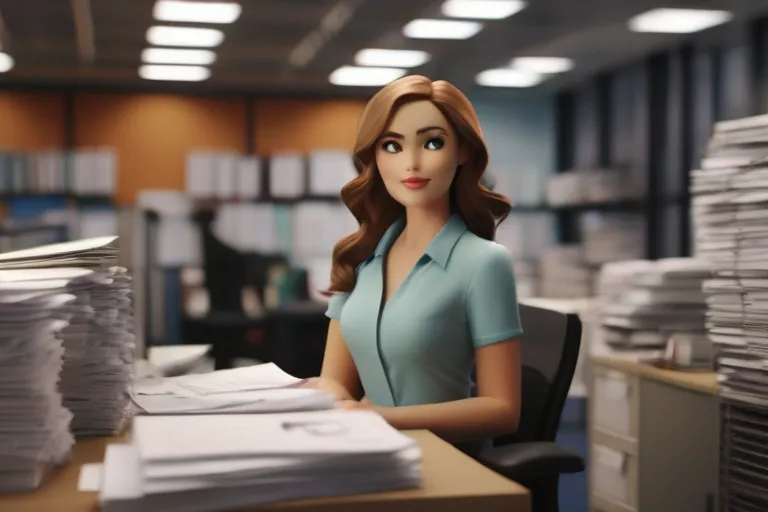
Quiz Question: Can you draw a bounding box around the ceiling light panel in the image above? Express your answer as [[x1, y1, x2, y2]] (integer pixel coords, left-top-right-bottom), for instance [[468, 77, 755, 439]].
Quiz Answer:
[[355, 49, 431, 68], [329, 66, 406, 86], [139, 64, 211, 82], [511, 57, 573, 74], [153, 0, 242, 24], [146, 26, 225, 48], [476, 68, 543, 88], [142, 48, 217, 66], [0, 53, 13, 73], [628, 8, 732, 34], [403, 19, 483, 40], [441, 0, 526, 20]]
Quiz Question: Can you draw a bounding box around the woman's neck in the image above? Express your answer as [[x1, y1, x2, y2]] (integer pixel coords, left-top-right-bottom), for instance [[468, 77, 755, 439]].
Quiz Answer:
[[399, 203, 452, 253]]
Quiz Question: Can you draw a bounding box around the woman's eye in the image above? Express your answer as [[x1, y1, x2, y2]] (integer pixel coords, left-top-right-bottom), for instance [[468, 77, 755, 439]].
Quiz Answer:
[[425, 138, 444, 150], [382, 141, 401, 153]]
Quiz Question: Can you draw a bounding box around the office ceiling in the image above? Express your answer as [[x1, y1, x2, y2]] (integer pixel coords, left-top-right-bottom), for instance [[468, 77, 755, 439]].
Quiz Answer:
[[0, 0, 766, 96]]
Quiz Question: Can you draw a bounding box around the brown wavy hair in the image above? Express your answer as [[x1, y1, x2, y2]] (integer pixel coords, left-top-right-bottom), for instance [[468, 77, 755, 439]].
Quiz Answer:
[[327, 75, 512, 294]]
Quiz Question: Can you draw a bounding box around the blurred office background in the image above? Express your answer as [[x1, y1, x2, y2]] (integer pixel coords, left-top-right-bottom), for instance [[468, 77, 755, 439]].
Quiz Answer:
[[1, 0, 768, 510]]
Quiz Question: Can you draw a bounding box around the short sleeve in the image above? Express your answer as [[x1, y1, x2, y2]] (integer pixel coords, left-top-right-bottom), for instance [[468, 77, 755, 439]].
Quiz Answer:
[[325, 292, 350, 319], [466, 244, 523, 347]]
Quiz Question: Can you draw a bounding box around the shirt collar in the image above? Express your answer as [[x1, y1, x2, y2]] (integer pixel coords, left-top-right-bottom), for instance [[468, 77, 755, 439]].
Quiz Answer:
[[372, 213, 468, 269]]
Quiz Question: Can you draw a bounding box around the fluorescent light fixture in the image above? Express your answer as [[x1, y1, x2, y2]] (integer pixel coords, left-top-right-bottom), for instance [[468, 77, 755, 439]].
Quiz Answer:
[[142, 48, 217, 65], [0, 53, 13, 73], [146, 26, 224, 48], [441, 0, 526, 20], [476, 68, 543, 88], [511, 57, 573, 74], [628, 8, 732, 34], [139, 64, 211, 82], [153, 0, 242, 24], [403, 19, 483, 40], [354, 49, 430, 68], [329, 66, 406, 86]]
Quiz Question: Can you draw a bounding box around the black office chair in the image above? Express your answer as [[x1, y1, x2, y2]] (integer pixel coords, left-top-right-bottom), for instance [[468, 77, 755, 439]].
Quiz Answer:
[[479, 303, 585, 512], [184, 208, 268, 369]]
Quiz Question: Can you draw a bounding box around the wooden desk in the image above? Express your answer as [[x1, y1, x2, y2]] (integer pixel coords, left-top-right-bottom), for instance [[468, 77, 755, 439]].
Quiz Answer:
[[0, 430, 530, 512], [590, 354, 719, 396]]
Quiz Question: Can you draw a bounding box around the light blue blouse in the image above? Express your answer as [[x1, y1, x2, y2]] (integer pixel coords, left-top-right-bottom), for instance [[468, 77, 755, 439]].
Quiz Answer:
[[326, 213, 523, 410]]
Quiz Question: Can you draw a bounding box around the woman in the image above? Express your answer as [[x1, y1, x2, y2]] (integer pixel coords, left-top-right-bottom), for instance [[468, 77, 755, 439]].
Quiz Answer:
[[310, 75, 523, 456]]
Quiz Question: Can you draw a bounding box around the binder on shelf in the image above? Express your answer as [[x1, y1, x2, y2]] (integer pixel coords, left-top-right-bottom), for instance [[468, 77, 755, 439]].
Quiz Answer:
[[307, 150, 356, 198], [0, 149, 116, 199], [268, 153, 305, 199], [185, 152, 263, 201]]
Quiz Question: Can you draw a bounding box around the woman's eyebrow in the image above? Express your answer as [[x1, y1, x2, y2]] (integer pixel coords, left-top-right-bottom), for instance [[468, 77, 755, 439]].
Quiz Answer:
[[416, 125, 448, 135], [380, 126, 447, 139]]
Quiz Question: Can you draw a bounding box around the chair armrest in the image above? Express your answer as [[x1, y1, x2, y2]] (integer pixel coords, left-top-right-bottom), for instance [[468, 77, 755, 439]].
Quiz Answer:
[[479, 441, 585, 480]]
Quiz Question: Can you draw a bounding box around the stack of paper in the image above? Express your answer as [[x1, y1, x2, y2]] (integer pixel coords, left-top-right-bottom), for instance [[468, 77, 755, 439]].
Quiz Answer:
[[691, 114, 768, 402], [539, 245, 598, 299], [546, 168, 641, 206], [97, 411, 421, 512], [595, 258, 712, 359], [580, 213, 646, 264], [690, 113, 768, 512], [0, 237, 136, 436], [132, 363, 334, 414], [0, 279, 77, 492]]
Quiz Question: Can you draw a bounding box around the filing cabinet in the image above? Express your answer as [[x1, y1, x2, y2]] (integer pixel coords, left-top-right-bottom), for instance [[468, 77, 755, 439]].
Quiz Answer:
[[588, 356, 720, 512]]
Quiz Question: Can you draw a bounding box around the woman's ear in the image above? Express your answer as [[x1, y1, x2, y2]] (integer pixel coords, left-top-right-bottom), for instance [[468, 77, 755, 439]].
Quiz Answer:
[[458, 144, 470, 166]]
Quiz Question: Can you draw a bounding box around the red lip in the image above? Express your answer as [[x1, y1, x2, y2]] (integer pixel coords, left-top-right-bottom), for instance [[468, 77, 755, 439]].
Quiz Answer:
[[402, 177, 430, 190]]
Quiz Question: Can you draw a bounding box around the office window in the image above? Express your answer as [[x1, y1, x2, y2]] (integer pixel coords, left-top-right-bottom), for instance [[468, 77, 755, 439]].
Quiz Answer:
[[719, 43, 751, 120], [573, 84, 599, 169]]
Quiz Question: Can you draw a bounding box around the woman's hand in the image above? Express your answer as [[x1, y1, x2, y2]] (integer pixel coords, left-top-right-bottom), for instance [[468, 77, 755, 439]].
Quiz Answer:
[[299, 377, 354, 402], [337, 397, 373, 410]]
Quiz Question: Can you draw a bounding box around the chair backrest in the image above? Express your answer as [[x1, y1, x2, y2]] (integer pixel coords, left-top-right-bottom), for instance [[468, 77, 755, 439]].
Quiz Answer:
[[194, 210, 247, 313], [494, 303, 582, 446]]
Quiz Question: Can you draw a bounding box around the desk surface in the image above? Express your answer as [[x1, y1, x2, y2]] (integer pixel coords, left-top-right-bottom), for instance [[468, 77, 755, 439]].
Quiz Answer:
[[591, 354, 719, 395], [0, 430, 530, 512]]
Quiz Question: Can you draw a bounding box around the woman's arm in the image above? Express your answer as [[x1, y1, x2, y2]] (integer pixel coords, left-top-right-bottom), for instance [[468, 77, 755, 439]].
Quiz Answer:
[[359, 339, 521, 443], [308, 319, 363, 402]]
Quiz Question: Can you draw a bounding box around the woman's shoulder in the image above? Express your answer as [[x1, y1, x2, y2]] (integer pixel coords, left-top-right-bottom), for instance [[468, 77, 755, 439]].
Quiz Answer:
[[454, 230, 512, 263]]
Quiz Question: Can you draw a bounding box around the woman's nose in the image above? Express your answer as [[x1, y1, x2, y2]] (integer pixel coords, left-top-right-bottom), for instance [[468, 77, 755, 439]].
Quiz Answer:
[[406, 150, 421, 173]]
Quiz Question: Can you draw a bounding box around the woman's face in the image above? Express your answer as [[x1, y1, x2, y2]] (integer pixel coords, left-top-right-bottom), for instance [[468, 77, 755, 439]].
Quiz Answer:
[[376, 100, 465, 209]]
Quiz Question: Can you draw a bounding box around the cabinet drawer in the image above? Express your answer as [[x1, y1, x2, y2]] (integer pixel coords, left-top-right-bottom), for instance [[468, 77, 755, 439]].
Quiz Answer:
[[593, 368, 637, 438], [592, 443, 637, 508]]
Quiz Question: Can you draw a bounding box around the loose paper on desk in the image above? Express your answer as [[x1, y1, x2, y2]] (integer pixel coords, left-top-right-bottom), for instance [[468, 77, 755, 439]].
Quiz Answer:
[[134, 363, 302, 396], [78, 463, 103, 492], [269, 153, 305, 198], [131, 363, 334, 414], [147, 345, 211, 376]]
